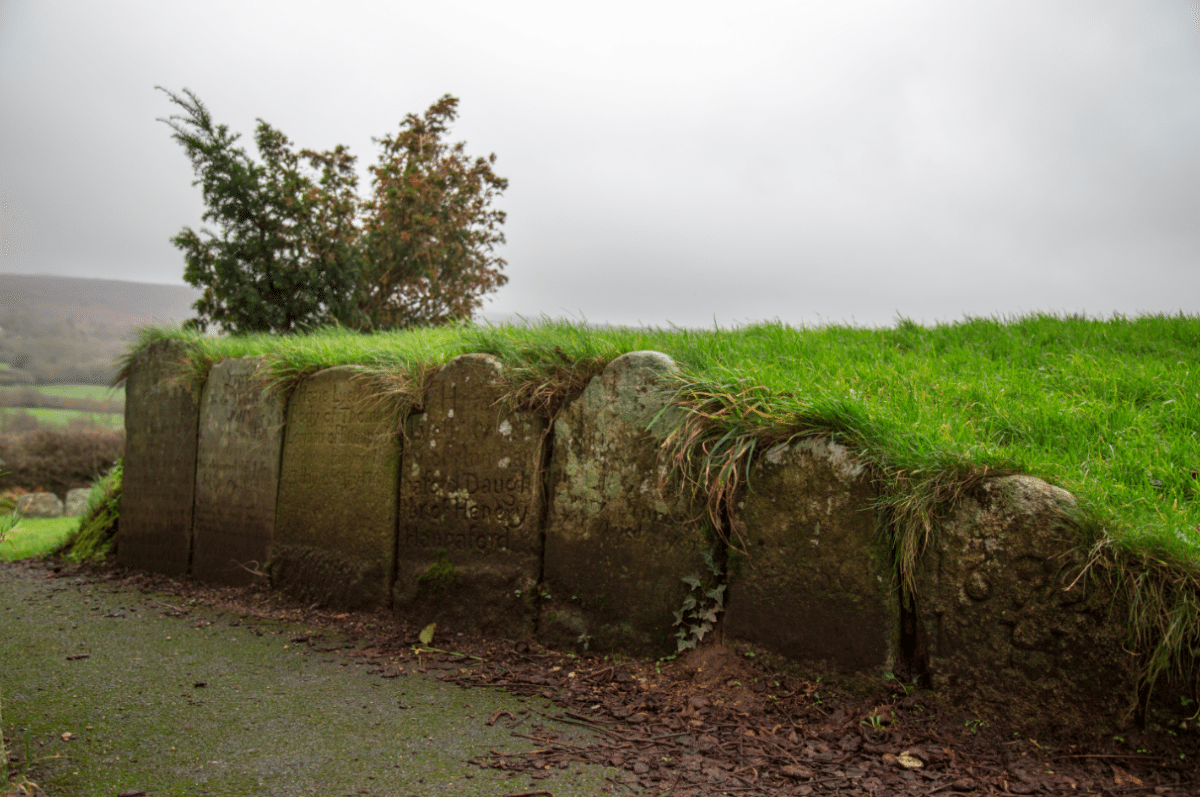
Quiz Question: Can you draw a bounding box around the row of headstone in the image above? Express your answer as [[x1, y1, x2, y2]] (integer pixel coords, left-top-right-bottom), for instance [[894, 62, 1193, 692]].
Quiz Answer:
[[119, 341, 1130, 726]]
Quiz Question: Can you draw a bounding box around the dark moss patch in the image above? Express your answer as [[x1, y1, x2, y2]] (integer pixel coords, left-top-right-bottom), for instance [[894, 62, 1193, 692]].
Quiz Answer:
[[417, 549, 458, 595]]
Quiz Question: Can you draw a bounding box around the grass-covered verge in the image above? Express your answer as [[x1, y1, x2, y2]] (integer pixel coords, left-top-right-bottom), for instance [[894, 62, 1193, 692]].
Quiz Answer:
[[0, 517, 78, 561], [119, 314, 1200, 698], [56, 459, 122, 564]]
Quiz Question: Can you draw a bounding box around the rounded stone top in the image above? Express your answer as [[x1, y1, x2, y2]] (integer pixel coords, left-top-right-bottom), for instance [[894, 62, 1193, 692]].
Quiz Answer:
[[605, 351, 678, 376], [436, 353, 506, 385]]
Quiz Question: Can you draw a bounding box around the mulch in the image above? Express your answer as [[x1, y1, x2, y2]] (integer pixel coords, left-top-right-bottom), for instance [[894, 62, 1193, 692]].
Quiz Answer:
[[32, 559, 1200, 796]]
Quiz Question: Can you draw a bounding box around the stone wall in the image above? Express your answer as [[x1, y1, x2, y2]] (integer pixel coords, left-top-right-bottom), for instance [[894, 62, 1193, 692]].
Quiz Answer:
[[120, 347, 1142, 729]]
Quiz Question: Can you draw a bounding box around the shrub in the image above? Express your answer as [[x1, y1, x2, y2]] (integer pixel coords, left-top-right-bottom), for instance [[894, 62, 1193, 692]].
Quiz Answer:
[[0, 428, 123, 496]]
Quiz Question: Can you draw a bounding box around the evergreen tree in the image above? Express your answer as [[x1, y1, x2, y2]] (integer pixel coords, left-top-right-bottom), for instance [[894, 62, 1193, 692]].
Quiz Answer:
[[159, 88, 507, 333]]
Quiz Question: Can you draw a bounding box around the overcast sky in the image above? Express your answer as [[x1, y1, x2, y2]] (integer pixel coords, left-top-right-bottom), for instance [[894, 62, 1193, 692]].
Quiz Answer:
[[2, 0, 1199, 328]]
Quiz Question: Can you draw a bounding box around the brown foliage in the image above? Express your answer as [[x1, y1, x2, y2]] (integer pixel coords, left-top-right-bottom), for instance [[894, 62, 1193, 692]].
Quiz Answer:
[[0, 428, 124, 496], [358, 94, 508, 329]]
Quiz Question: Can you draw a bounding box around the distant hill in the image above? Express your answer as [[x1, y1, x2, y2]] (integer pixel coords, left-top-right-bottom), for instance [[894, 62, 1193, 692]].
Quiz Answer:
[[0, 274, 200, 384]]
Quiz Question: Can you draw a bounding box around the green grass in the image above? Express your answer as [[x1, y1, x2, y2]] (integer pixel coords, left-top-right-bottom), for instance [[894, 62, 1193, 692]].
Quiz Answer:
[[121, 314, 1200, 693], [0, 517, 79, 561], [0, 407, 123, 430], [0, 384, 125, 401]]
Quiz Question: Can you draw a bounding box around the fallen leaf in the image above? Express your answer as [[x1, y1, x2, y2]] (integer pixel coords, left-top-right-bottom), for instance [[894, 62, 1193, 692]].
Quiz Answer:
[[60, 731, 73, 741], [781, 764, 814, 779], [896, 752, 923, 769], [1111, 765, 1143, 787], [419, 622, 436, 646]]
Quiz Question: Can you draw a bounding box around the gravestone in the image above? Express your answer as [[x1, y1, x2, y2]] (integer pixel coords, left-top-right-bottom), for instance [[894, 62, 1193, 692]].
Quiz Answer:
[[118, 338, 198, 575], [723, 437, 897, 677], [191, 358, 285, 586], [917, 475, 1137, 732], [272, 367, 400, 609], [16, 492, 63, 518], [541, 351, 706, 656], [395, 354, 544, 637]]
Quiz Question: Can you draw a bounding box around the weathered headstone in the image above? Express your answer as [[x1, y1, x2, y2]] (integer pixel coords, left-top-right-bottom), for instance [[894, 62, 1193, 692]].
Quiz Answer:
[[16, 492, 63, 518], [118, 338, 198, 575], [64, 488, 90, 517], [191, 358, 285, 586], [395, 354, 544, 637], [272, 367, 401, 609], [541, 351, 705, 656], [724, 437, 897, 677], [916, 475, 1136, 732]]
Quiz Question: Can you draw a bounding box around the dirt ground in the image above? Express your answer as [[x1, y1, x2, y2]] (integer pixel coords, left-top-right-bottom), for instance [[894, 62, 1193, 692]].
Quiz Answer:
[[12, 558, 1200, 797]]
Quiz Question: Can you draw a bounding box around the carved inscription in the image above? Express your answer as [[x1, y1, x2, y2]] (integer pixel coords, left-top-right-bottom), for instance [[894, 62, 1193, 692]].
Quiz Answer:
[[394, 354, 544, 637], [118, 339, 198, 576], [399, 364, 542, 556], [273, 367, 400, 609], [192, 358, 284, 585]]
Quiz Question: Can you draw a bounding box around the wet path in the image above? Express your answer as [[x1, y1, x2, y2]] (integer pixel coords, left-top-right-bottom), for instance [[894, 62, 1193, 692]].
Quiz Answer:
[[0, 561, 627, 796]]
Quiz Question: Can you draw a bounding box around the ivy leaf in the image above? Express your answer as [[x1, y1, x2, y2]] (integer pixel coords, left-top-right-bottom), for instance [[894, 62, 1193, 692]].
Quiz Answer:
[[681, 574, 701, 590]]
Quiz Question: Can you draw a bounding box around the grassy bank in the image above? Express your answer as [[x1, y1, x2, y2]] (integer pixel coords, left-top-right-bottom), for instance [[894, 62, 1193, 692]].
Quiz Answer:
[[121, 314, 1200, 692]]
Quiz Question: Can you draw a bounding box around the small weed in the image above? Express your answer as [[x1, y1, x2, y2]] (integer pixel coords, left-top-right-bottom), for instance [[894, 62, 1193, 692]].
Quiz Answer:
[[861, 713, 885, 730], [575, 632, 591, 651], [514, 589, 522, 599], [884, 671, 918, 697], [965, 718, 988, 734], [673, 548, 726, 652]]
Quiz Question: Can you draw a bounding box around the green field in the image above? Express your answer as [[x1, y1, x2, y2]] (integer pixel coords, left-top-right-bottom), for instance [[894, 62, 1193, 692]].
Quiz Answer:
[[123, 314, 1200, 690], [0, 517, 78, 561], [0, 383, 124, 431], [0, 384, 125, 401], [0, 407, 123, 430]]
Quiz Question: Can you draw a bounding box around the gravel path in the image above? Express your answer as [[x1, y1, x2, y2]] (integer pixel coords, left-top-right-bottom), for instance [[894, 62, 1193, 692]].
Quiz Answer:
[[0, 559, 626, 796]]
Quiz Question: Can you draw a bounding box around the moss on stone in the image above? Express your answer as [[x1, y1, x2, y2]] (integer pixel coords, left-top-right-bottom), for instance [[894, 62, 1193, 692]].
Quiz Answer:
[[418, 549, 458, 595]]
